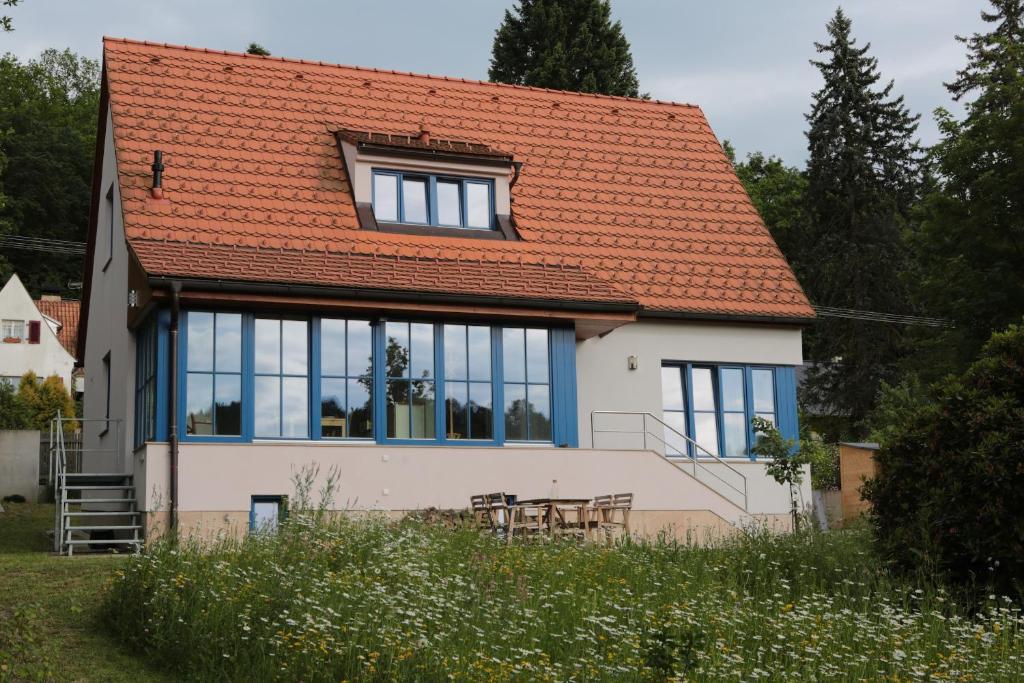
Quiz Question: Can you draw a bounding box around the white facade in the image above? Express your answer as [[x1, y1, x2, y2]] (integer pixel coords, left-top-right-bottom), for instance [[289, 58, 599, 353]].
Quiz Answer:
[[0, 273, 76, 389]]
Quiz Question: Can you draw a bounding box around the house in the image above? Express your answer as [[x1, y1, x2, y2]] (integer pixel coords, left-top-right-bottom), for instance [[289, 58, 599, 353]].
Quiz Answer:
[[76, 38, 813, 543], [0, 273, 79, 391]]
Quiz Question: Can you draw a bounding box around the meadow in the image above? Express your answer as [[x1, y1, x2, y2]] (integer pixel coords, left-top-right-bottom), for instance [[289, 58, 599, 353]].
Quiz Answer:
[[102, 514, 1024, 682]]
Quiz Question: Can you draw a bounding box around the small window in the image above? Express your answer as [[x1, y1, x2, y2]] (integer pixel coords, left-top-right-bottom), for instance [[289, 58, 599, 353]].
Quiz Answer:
[[2, 319, 24, 342], [372, 170, 494, 230], [250, 495, 286, 533]]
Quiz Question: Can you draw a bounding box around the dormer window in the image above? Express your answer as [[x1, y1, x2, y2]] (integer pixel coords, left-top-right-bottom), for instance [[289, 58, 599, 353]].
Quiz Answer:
[[372, 170, 493, 230]]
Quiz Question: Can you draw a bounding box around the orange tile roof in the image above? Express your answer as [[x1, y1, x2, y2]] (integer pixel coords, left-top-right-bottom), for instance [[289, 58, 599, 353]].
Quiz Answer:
[[34, 298, 80, 355], [102, 38, 812, 320]]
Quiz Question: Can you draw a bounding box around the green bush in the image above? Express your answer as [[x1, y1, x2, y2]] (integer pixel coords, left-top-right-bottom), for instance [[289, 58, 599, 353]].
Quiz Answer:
[[864, 322, 1024, 599], [2, 371, 77, 431]]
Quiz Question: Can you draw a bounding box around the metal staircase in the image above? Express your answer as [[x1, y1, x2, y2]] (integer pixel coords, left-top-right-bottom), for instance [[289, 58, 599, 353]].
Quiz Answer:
[[591, 411, 749, 511], [50, 414, 141, 556]]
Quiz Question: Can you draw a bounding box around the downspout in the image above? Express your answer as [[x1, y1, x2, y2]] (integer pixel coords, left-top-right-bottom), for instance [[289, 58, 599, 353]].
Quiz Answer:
[[168, 281, 182, 535], [509, 161, 523, 191]]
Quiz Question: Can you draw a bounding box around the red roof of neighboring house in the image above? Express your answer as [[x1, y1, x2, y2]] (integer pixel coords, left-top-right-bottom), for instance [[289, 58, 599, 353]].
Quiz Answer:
[[34, 298, 80, 356], [101, 38, 813, 320]]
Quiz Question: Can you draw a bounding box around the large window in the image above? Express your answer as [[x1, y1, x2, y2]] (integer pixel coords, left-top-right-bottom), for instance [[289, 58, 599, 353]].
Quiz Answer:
[[185, 312, 242, 436], [385, 322, 436, 439], [372, 170, 494, 230], [660, 364, 780, 458], [255, 318, 309, 438], [444, 324, 493, 440], [320, 319, 373, 438], [502, 328, 551, 442], [134, 319, 157, 447]]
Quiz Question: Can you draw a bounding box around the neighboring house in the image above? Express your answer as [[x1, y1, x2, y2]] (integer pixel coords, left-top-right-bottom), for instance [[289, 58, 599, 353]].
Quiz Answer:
[[0, 273, 78, 391], [78, 38, 814, 541]]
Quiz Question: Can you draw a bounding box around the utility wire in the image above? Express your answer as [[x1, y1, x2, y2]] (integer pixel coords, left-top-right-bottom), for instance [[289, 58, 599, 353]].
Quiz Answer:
[[0, 235, 86, 255], [813, 305, 953, 328]]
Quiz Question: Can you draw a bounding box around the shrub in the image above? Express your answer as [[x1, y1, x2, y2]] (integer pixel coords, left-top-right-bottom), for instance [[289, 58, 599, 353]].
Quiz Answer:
[[0, 379, 30, 429], [15, 371, 76, 431], [864, 321, 1024, 599]]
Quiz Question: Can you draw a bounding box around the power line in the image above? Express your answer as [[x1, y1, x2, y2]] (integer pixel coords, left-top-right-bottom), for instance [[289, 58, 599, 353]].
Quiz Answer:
[[813, 305, 954, 328], [0, 235, 86, 255]]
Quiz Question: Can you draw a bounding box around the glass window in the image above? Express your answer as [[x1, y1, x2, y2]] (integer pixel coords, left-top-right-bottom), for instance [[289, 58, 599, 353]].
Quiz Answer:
[[385, 322, 435, 439], [436, 180, 462, 226], [444, 325, 493, 440], [1, 319, 24, 342], [320, 319, 373, 438], [251, 496, 285, 533], [752, 368, 777, 427], [135, 319, 158, 447], [660, 366, 688, 456], [690, 367, 719, 456], [720, 368, 747, 457], [466, 181, 492, 228], [254, 318, 309, 438], [502, 328, 550, 441], [373, 173, 398, 222], [186, 312, 242, 436], [402, 177, 428, 224]]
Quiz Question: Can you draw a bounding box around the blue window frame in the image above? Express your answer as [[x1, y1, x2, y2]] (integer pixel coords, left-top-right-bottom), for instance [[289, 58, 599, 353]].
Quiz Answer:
[[660, 363, 797, 459], [134, 318, 157, 448], [250, 495, 286, 533], [177, 311, 577, 447], [372, 169, 495, 230]]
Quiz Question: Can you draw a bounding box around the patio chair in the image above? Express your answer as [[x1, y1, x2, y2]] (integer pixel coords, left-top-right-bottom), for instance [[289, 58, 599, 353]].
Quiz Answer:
[[507, 500, 546, 541], [485, 492, 511, 531], [470, 494, 491, 530], [589, 493, 633, 542]]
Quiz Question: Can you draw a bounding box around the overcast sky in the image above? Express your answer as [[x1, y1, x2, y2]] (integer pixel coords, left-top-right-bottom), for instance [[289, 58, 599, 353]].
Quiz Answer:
[[2, 0, 987, 166]]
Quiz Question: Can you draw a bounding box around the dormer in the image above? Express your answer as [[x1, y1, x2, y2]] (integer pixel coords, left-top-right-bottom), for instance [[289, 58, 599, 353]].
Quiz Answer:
[[335, 128, 521, 241]]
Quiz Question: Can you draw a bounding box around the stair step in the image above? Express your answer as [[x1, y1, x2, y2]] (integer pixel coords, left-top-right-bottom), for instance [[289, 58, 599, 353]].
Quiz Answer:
[[63, 485, 134, 491], [65, 525, 141, 531], [64, 539, 141, 546], [63, 511, 139, 517], [64, 472, 132, 478], [63, 498, 135, 504]]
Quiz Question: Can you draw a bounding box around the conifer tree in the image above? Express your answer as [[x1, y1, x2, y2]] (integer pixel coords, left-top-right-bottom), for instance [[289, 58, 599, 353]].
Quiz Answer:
[[802, 8, 921, 432], [489, 0, 641, 97]]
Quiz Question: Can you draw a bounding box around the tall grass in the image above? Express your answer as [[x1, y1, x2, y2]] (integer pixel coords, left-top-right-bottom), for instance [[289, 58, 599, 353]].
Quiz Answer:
[[102, 517, 1023, 681]]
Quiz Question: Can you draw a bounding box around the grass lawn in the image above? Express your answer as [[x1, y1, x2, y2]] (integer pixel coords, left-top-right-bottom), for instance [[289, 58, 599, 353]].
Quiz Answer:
[[0, 502, 172, 682]]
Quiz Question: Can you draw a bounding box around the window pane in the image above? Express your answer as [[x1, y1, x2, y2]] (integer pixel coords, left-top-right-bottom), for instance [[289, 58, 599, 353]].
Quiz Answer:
[[386, 379, 410, 438], [466, 182, 491, 228], [528, 384, 551, 441], [752, 369, 776, 413], [502, 328, 525, 382], [185, 373, 213, 435], [281, 320, 308, 375], [723, 412, 747, 457], [320, 377, 346, 438], [526, 329, 549, 383], [444, 324, 467, 380], [692, 368, 716, 411], [468, 326, 491, 381], [214, 374, 241, 436], [215, 314, 242, 372], [721, 368, 745, 412], [410, 323, 433, 379], [445, 381, 468, 439], [756, 412, 776, 428], [186, 312, 214, 372], [410, 380, 435, 439], [469, 381, 493, 440], [320, 319, 346, 377], [661, 366, 684, 412], [255, 318, 280, 374], [436, 179, 461, 226], [373, 173, 398, 222], [694, 412, 719, 456], [664, 411, 688, 456], [254, 376, 280, 437], [348, 378, 373, 438], [385, 323, 409, 378], [252, 500, 280, 532], [402, 177, 428, 223], [504, 383, 527, 440], [281, 377, 308, 438], [348, 321, 373, 377]]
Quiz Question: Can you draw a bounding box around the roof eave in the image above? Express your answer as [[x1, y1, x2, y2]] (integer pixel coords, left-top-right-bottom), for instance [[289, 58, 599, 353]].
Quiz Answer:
[[638, 308, 815, 327]]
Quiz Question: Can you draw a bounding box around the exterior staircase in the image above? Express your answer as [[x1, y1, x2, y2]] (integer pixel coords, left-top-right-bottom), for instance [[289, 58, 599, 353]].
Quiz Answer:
[[50, 414, 141, 556]]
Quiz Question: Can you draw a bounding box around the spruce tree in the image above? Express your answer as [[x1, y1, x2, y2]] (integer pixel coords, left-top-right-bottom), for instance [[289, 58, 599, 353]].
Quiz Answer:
[[802, 8, 921, 433], [912, 0, 1024, 367], [489, 0, 641, 97]]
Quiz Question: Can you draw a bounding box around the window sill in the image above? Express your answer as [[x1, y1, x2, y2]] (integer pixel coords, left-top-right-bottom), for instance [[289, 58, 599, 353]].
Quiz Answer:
[[374, 221, 507, 240]]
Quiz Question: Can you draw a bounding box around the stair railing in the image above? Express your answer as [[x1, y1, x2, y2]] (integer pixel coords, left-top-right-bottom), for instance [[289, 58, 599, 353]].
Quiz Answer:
[[590, 410, 748, 511]]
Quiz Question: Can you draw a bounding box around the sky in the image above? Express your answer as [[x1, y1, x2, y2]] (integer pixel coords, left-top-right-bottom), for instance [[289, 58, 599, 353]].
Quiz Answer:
[[1, 0, 987, 166]]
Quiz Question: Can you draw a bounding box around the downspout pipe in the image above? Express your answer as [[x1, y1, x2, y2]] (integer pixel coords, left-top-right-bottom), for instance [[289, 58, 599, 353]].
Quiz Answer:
[[168, 281, 182, 535]]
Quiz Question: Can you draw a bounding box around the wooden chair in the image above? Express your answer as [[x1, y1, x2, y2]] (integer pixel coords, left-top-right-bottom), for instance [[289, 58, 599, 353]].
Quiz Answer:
[[589, 493, 633, 542], [470, 494, 491, 530], [508, 501, 546, 542], [485, 492, 511, 532]]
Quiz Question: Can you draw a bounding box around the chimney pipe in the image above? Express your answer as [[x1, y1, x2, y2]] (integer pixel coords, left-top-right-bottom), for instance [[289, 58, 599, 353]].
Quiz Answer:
[[151, 150, 165, 199]]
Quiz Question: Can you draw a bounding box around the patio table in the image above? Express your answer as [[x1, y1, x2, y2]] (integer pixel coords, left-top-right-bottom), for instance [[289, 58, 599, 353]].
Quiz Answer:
[[509, 498, 592, 540]]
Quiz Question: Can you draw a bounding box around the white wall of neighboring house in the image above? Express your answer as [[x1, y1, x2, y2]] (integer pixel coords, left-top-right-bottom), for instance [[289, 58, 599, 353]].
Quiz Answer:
[[0, 273, 76, 389], [82, 104, 135, 471]]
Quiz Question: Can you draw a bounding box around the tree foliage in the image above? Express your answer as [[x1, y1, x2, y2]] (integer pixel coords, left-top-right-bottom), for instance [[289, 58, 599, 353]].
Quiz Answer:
[[863, 321, 1024, 600], [801, 8, 921, 431], [246, 43, 270, 56], [15, 371, 76, 430], [489, 0, 641, 97], [0, 48, 99, 295], [910, 0, 1024, 369]]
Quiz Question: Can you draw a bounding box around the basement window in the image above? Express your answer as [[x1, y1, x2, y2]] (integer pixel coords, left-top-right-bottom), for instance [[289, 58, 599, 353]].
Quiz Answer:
[[250, 495, 287, 533], [372, 170, 494, 230]]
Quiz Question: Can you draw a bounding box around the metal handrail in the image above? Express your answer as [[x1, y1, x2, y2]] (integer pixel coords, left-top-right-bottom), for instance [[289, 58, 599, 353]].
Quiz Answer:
[[590, 410, 748, 511]]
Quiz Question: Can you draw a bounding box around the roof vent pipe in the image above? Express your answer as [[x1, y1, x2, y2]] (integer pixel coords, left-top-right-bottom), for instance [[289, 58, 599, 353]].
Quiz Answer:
[[509, 161, 524, 191], [151, 150, 165, 199], [417, 126, 430, 144]]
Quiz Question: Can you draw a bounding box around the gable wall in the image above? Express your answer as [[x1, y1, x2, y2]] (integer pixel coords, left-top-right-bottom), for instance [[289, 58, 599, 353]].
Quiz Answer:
[[0, 274, 76, 388]]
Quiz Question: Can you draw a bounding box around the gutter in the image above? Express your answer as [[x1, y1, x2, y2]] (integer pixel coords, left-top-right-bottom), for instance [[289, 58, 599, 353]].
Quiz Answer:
[[639, 309, 815, 327], [168, 281, 181, 535]]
